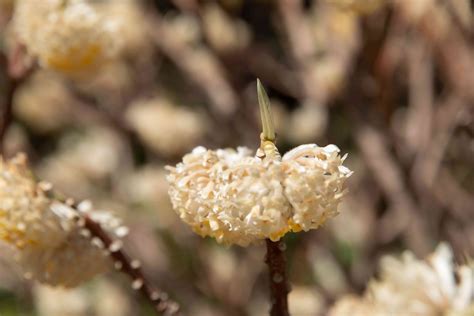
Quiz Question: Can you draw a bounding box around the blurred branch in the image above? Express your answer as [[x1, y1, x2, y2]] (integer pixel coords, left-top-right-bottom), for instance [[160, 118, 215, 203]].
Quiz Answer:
[[0, 44, 34, 154], [412, 96, 465, 190], [276, 0, 317, 102], [404, 38, 433, 156], [148, 14, 238, 118], [172, 1, 301, 99], [67, 84, 133, 133], [0, 66, 15, 154], [395, 0, 474, 101], [171, 0, 199, 13], [433, 168, 474, 221], [277, 0, 359, 107], [354, 124, 432, 255]]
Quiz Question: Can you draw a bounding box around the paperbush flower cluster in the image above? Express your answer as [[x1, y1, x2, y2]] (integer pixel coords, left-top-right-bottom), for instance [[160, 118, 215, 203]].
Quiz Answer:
[[126, 98, 206, 157], [13, 0, 120, 75], [0, 154, 126, 287], [13, 71, 73, 133], [167, 144, 351, 246], [330, 244, 474, 316]]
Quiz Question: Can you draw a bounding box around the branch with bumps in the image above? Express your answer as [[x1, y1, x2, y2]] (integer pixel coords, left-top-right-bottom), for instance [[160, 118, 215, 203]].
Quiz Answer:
[[47, 193, 182, 315], [81, 212, 181, 315]]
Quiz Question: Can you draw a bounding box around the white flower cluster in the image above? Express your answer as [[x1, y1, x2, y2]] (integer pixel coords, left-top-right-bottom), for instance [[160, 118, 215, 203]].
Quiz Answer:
[[13, 0, 120, 75], [167, 144, 351, 246], [0, 154, 126, 287], [329, 244, 474, 316]]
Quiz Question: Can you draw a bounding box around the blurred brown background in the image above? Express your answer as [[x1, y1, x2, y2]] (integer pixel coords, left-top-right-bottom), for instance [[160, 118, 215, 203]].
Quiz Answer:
[[0, 0, 473, 315]]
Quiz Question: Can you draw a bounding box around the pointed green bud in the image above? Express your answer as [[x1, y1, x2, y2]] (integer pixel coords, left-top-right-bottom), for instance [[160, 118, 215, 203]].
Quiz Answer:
[[257, 79, 276, 142]]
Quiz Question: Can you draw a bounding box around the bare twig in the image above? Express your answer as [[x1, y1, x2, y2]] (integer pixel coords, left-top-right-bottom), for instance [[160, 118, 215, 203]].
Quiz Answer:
[[265, 239, 290, 316], [276, 0, 318, 102], [148, 15, 238, 118], [82, 215, 182, 316], [394, 0, 474, 101], [354, 124, 432, 255], [277, 0, 360, 106], [404, 37, 433, 156], [432, 168, 474, 221], [411, 95, 465, 193], [0, 75, 16, 154]]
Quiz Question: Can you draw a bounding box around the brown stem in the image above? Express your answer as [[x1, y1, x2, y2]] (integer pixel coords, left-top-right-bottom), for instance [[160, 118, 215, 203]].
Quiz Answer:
[[83, 215, 182, 316], [265, 239, 290, 316], [0, 44, 35, 154], [0, 77, 17, 154]]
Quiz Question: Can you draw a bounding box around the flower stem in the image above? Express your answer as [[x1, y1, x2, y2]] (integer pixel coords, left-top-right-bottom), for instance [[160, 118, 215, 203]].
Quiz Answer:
[[265, 239, 290, 316]]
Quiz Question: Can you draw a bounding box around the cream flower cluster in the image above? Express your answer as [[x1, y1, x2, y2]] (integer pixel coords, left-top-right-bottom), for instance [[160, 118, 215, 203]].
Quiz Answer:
[[126, 98, 206, 157], [167, 144, 351, 246], [13, 0, 120, 75], [0, 154, 126, 287], [330, 244, 474, 316]]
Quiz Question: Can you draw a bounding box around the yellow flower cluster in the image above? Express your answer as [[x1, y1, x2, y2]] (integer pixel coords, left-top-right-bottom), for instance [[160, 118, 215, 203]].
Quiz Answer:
[[167, 144, 351, 246], [330, 244, 474, 316], [13, 0, 120, 76], [0, 154, 125, 287]]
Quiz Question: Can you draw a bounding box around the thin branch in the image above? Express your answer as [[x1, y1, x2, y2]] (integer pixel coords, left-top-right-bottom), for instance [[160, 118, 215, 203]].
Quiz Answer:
[[148, 15, 238, 118], [0, 76, 16, 154], [394, 0, 474, 101], [82, 215, 182, 316], [0, 44, 34, 154], [412, 96, 465, 188], [404, 37, 433, 156], [265, 239, 290, 316], [277, 0, 359, 106], [354, 124, 432, 255]]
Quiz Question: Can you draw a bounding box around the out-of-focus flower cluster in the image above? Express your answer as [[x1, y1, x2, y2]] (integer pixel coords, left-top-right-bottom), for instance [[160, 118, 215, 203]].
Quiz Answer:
[[34, 280, 132, 316], [0, 154, 126, 287], [13, 71, 74, 133], [36, 126, 124, 199], [167, 144, 351, 246], [13, 0, 121, 76], [126, 98, 206, 157], [330, 244, 474, 316]]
